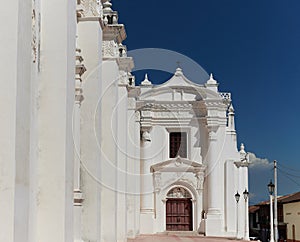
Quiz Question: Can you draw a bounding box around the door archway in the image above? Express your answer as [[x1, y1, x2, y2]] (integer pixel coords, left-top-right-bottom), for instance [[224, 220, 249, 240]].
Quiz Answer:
[[166, 187, 193, 231]]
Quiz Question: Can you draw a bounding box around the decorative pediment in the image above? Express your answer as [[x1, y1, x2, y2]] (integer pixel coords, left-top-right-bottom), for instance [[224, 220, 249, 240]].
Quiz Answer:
[[150, 156, 206, 173], [160, 68, 197, 87], [138, 69, 222, 102]]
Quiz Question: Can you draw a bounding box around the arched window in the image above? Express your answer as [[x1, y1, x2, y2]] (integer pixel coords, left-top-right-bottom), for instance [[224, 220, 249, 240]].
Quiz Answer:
[[167, 187, 192, 199]]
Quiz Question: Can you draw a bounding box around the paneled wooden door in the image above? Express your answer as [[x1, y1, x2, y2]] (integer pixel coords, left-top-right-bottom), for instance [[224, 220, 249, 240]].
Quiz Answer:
[[166, 198, 192, 231]]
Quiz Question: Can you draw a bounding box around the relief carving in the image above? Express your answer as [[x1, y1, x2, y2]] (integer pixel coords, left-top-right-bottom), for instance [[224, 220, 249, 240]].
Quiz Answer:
[[195, 171, 205, 191], [79, 0, 102, 18], [102, 40, 117, 58], [153, 172, 162, 193]]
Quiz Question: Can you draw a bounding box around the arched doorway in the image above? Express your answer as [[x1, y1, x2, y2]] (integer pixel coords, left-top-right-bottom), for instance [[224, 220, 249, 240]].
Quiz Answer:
[[166, 187, 193, 231]]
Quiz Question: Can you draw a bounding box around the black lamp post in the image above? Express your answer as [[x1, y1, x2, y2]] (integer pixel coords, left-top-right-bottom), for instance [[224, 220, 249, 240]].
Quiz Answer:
[[243, 189, 249, 201], [268, 180, 275, 195], [243, 189, 249, 240], [235, 191, 240, 238], [268, 180, 275, 242]]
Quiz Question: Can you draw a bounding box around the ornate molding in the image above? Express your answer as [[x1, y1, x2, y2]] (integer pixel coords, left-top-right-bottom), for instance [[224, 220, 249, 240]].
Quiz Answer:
[[77, 0, 102, 20], [138, 102, 195, 125], [205, 99, 228, 110]]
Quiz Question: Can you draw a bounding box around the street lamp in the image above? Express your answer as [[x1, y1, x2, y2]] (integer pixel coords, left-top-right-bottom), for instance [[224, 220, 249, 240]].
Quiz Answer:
[[268, 180, 275, 242], [235, 191, 240, 239], [243, 189, 249, 240]]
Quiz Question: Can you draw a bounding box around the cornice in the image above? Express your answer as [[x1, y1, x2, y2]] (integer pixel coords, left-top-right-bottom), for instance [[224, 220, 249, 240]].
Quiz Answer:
[[102, 24, 126, 43], [116, 57, 134, 71]]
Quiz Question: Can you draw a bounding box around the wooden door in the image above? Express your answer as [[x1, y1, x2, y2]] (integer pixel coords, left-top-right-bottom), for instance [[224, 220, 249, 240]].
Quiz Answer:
[[166, 198, 192, 231]]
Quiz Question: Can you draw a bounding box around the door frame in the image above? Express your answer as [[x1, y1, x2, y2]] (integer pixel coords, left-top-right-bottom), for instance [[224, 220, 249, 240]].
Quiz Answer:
[[162, 184, 197, 232]]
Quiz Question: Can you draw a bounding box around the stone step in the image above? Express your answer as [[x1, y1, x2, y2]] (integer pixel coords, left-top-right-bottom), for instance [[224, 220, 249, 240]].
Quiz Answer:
[[128, 234, 249, 242], [161, 231, 204, 237]]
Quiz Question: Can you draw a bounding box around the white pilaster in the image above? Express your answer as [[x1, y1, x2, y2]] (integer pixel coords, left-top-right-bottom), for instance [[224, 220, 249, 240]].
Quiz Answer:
[[126, 106, 141, 238], [0, 1, 33, 241], [205, 130, 223, 236], [73, 47, 86, 242], [140, 130, 155, 234], [36, 0, 77, 241], [116, 84, 128, 242], [77, 17, 102, 241], [195, 170, 205, 232]]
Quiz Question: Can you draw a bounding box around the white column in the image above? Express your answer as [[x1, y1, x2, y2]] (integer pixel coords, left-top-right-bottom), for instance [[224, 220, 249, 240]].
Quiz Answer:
[[243, 167, 249, 240], [274, 160, 278, 242], [236, 199, 239, 238], [244, 195, 249, 240], [206, 131, 221, 214], [205, 130, 223, 236], [36, 0, 76, 241], [238, 166, 244, 238]]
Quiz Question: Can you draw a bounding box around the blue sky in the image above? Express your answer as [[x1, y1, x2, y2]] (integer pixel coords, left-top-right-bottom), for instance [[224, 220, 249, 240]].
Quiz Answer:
[[113, 0, 300, 204]]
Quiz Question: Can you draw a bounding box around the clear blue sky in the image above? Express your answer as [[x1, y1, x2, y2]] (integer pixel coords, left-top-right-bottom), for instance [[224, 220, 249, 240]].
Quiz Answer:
[[113, 0, 300, 204]]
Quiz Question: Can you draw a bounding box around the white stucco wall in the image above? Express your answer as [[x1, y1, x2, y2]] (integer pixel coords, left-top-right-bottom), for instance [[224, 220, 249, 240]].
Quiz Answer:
[[284, 201, 300, 241]]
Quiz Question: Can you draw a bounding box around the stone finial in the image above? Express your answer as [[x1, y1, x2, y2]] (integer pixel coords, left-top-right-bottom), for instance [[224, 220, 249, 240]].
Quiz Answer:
[[240, 143, 246, 154], [205, 73, 219, 92], [175, 67, 183, 76], [229, 103, 234, 113], [207, 73, 217, 84], [141, 73, 152, 86], [228, 103, 235, 131], [103, 0, 112, 13]]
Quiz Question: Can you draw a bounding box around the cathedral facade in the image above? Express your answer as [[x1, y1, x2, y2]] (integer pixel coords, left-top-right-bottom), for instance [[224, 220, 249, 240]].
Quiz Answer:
[[0, 1, 249, 242]]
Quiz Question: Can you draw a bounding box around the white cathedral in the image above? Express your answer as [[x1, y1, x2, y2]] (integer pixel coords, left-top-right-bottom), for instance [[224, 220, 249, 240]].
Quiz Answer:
[[0, 0, 250, 242]]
